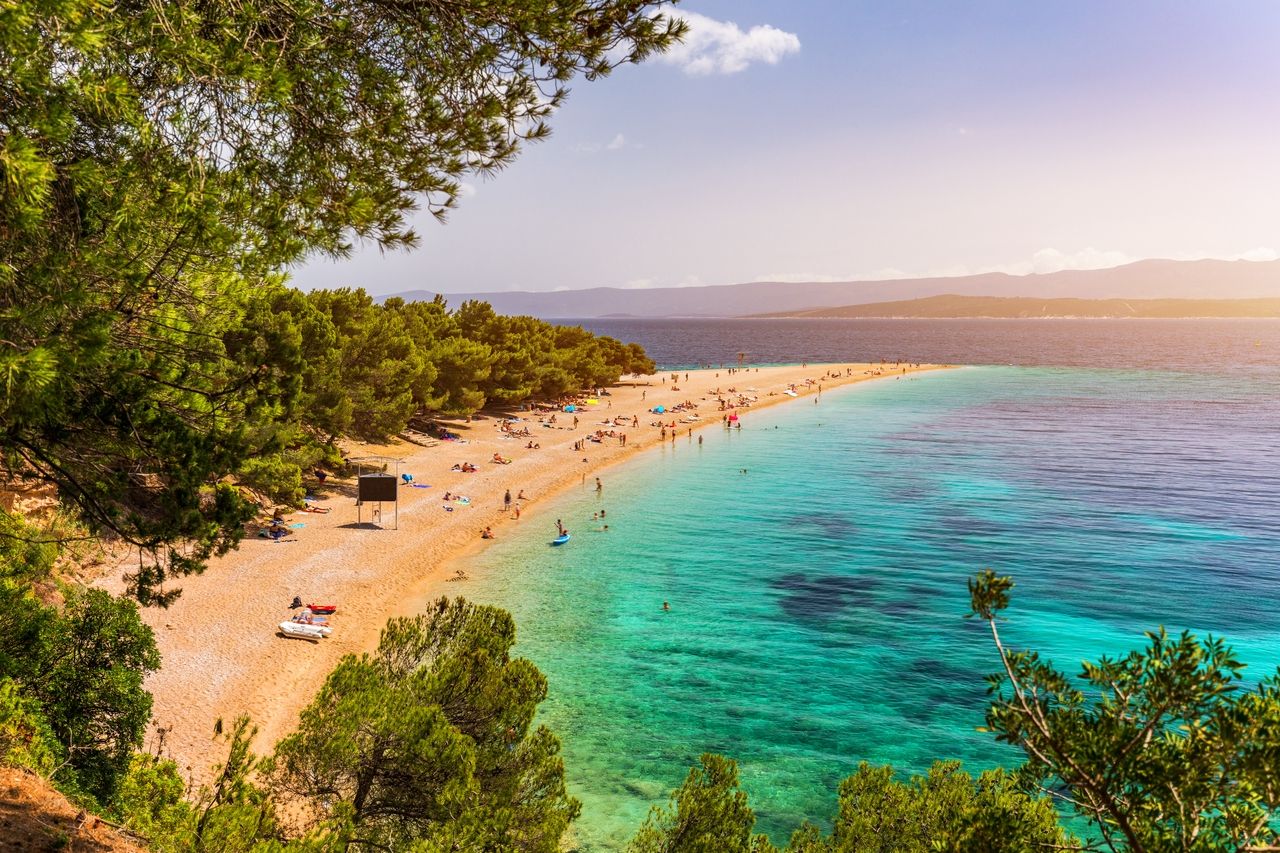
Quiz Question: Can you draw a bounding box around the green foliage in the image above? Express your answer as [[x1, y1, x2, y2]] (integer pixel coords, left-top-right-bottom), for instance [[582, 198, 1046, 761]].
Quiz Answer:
[[0, 677, 60, 775], [0, 510, 58, 583], [22, 588, 160, 803], [0, 522, 160, 801], [628, 754, 778, 853], [632, 756, 1067, 853], [792, 760, 1070, 853], [970, 571, 1280, 852], [113, 718, 345, 852], [306, 289, 425, 440], [273, 598, 580, 850], [111, 753, 195, 850]]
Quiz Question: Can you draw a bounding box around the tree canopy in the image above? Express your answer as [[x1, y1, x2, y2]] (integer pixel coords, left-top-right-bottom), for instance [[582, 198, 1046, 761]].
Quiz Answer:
[[2, 0, 671, 602], [969, 569, 1280, 853], [273, 597, 579, 850]]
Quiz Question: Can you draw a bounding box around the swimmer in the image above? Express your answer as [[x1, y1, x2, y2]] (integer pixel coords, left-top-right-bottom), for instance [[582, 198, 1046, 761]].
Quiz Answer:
[[662, 601, 670, 612]]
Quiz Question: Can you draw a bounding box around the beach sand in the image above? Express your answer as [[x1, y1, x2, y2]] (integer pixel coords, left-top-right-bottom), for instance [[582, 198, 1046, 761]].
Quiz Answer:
[[98, 362, 948, 782]]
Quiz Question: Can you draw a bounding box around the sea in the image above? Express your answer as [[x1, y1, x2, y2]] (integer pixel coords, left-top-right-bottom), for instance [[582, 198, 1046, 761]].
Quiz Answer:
[[453, 319, 1280, 849]]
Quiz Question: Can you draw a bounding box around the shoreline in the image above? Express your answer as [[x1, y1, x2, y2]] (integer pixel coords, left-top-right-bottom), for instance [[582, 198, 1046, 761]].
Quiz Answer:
[[98, 362, 951, 781]]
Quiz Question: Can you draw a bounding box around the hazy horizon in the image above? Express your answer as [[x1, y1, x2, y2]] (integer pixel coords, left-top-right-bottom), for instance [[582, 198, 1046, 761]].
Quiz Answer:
[[291, 0, 1280, 297]]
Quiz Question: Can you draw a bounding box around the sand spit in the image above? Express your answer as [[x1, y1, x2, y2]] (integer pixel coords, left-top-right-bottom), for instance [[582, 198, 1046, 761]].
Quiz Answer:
[[98, 362, 949, 782]]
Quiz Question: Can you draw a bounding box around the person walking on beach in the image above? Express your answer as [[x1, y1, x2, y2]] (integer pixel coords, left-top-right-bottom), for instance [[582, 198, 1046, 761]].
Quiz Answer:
[[595, 477, 603, 494], [504, 489, 512, 511]]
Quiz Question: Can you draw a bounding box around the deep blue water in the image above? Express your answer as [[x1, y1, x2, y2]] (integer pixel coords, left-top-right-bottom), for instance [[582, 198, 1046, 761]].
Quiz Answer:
[[453, 322, 1280, 850], [576, 317, 1280, 376]]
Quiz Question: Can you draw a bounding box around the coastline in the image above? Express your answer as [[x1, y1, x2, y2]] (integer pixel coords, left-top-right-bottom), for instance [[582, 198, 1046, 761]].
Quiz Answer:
[[98, 362, 951, 781]]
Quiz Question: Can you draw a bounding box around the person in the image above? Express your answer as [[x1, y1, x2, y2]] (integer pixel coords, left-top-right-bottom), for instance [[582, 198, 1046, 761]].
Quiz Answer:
[[315, 468, 327, 485], [600, 509, 606, 518], [556, 518, 566, 536], [517, 490, 527, 501], [481, 526, 495, 539], [662, 601, 670, 611], [595, 477, 602, 493], [513, 503, 522, 520], [592, 512, 599, 521], [504, 489, 512, 511]]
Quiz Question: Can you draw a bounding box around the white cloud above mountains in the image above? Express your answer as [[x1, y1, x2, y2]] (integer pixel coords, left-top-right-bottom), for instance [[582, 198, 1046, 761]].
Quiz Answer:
[[658, 11, 801, 75]]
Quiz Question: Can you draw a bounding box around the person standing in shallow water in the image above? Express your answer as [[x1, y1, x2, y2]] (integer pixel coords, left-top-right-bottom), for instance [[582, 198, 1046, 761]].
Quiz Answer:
[[504, 489, 511, 511]]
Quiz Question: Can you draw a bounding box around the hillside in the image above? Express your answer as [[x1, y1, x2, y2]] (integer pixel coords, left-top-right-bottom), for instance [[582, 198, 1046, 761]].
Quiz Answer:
[[762, 294, 1280, 319], [384, 258, 1280, 318], [0, 768, 144, 852]]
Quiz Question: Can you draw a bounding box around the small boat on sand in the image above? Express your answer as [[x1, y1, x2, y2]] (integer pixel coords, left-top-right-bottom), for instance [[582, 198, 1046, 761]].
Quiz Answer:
[[551, 533, 571, 546], [279, 617, 330, 637], [307, 604, 337, 614], [279, 620, 330, 639]]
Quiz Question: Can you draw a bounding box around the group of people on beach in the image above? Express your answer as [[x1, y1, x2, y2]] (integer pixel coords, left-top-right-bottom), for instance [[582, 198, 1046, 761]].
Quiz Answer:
[[277, 364, 898, 621]]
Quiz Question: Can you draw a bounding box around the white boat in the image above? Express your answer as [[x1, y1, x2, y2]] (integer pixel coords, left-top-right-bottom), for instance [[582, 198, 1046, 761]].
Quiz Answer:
[[279, 620, 331, 639]]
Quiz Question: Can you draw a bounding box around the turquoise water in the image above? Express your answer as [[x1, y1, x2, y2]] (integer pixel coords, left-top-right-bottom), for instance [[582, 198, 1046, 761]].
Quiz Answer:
[[454, 367, 1280, 849]]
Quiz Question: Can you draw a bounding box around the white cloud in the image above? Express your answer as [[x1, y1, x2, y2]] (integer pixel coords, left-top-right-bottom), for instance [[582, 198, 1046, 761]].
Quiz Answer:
[[980, 247, 1138, 277], [659, 11, 800, 76], [1228, 247, 1277, 262], [572, 132, 639, 154]]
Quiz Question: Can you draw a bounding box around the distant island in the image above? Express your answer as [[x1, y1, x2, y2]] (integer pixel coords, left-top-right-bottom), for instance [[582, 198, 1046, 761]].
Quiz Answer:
[[759, 294, 1280, 319], [385, 258, 1280, 318]]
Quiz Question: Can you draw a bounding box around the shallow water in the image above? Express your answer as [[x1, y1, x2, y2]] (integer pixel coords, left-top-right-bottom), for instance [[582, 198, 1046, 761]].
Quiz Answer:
[[454, 366, 1280, 849]]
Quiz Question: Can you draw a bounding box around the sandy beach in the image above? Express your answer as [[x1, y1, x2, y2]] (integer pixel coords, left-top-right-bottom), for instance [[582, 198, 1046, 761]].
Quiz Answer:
[[99, 362, 948, 781]]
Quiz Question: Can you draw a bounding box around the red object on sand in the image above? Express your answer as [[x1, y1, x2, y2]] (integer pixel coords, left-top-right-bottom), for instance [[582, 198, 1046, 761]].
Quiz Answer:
[[307, 604, 337, 614]]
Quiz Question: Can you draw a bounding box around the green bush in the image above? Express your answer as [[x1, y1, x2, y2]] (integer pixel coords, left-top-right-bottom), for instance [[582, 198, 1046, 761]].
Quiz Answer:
[[0, 677, 60, 775]]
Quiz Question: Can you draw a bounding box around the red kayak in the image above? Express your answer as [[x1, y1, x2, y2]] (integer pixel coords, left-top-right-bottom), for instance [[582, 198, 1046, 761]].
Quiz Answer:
[[307, 604, 337, 614]]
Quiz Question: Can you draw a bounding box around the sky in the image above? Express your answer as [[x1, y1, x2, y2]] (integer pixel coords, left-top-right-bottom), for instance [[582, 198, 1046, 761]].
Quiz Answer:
[[292, 0, 1280, 296]]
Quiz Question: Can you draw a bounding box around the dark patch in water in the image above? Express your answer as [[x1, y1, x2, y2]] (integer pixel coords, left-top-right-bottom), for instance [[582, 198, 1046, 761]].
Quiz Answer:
[[785, 513, 860, 538], [771, 573, 876, 619], [886, 483, 935, 502], [879, 598, 924, 617]]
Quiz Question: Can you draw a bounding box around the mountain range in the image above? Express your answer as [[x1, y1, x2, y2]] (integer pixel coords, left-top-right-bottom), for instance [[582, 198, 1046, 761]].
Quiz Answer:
[[384, 258, 1280, 319], [762, 294, 1280, 319]]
